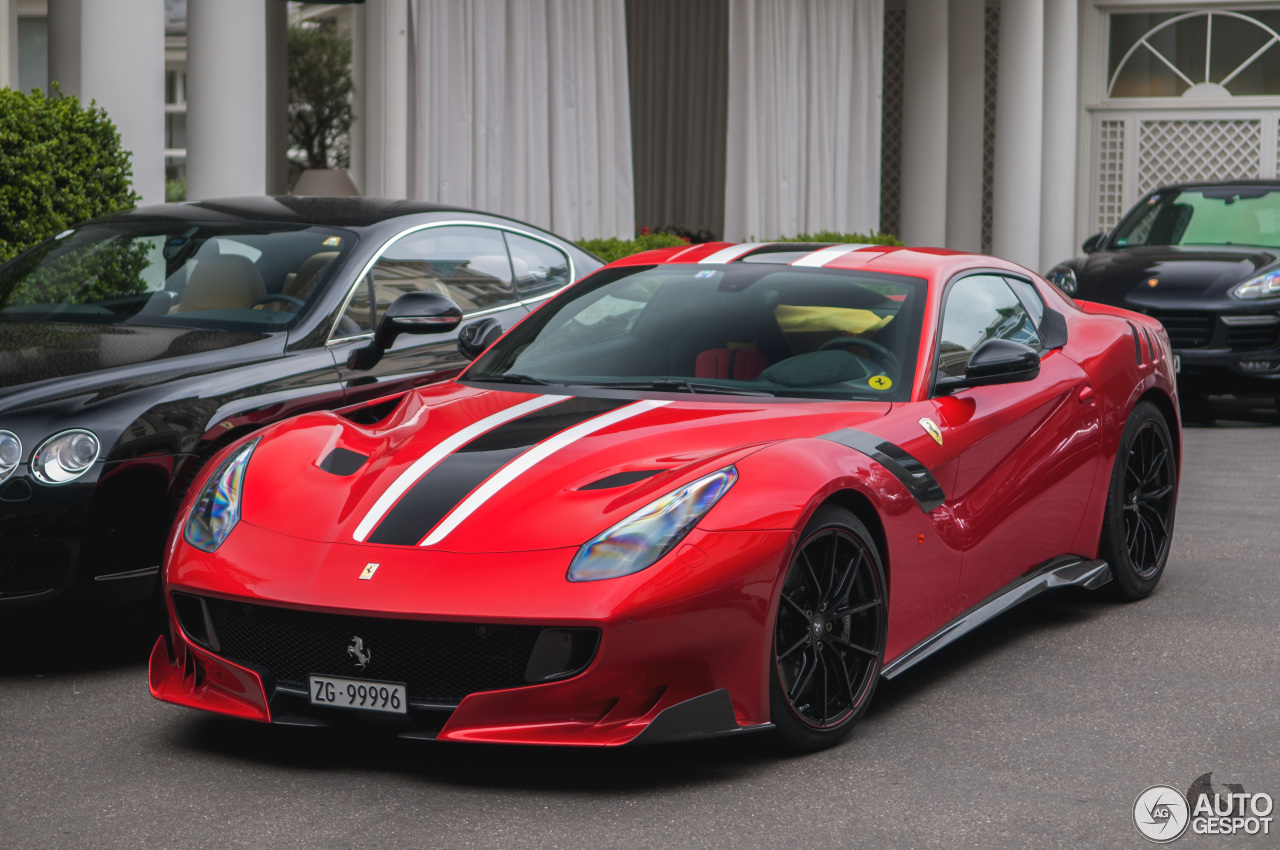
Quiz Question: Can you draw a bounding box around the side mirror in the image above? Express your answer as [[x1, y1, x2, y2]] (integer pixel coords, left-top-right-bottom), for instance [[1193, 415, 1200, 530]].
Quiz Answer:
[[935, 339, 1040, 395], [347, 291, 462, 370], [1081, 232, 1107, 254], [458, 317, 504, 360]]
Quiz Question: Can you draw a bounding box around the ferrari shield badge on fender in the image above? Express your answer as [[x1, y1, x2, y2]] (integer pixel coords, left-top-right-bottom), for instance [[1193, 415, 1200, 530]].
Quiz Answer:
[[359, 562, 380, 580], [919, 418, 943, 446]]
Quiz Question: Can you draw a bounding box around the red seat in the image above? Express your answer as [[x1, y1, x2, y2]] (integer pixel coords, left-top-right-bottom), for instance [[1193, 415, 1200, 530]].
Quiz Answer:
[[695, 348, 768, 381]]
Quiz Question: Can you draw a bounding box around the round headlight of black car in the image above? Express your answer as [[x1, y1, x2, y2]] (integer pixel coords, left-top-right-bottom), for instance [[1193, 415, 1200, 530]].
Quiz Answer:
[[1046, 264, 1078, 295], [0, 430, 21, 484], [30, 429, 100, 485]]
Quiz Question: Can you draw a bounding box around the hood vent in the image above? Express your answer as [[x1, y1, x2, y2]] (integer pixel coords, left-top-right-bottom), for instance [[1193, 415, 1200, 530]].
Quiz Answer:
[[318, 447, 368, 476], [578, 469, 666, 491]]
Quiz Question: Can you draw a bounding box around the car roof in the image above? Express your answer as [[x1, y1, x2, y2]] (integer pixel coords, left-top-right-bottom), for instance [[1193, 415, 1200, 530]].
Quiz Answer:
[[98, 195, 537, 230], [1147, 179, 1280, 193]]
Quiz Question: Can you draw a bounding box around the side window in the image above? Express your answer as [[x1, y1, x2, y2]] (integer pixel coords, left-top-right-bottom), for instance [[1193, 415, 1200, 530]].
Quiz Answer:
[[936, 275, 1042, 379], [370, 226, 516, 322], [504, 231, 571, 296], [1004, 277, 1045, 327], [337, 277, 375, 337]]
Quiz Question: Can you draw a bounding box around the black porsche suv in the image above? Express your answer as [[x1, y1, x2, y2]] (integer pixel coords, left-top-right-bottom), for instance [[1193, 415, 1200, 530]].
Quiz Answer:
[[1046, 181, 1280, 418]]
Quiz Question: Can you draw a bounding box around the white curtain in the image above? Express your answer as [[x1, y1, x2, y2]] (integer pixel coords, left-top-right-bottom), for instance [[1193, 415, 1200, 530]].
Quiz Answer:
[[723, 0, 884, 241], [414, 0, 635, 240]]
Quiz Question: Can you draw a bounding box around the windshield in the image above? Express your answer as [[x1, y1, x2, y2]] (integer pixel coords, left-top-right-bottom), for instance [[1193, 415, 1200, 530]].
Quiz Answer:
[[1112, 186, 1280, 249], [465, 263, 925, 401], [0, 221, 356, 331]]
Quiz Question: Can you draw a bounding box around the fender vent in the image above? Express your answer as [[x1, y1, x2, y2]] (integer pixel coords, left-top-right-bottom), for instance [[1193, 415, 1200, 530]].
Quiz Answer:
[[578, 469, 666, 490], [318, 447, 368, 476]]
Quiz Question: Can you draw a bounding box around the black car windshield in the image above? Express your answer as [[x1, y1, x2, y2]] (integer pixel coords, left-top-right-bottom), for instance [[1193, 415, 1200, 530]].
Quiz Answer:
[[465, 263, 925, 401], [1113, 186, 1280, 249], [0, 221, 356, 331]]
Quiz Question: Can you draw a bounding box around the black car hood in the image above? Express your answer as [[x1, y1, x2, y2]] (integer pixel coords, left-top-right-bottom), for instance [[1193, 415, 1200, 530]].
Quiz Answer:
[[0, 321, 277, 397], [1073, 245, 1280, 307]]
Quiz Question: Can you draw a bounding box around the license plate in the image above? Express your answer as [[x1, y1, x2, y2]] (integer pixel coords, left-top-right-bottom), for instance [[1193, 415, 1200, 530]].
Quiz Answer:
[[1173, 354, 1181, 373], [308, 674, 406, 714]]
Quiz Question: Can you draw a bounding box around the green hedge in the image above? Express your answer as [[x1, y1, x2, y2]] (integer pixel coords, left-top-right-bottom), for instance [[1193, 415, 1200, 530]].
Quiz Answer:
[[0, 87, 139, 263], [577, 229, 903, 264]]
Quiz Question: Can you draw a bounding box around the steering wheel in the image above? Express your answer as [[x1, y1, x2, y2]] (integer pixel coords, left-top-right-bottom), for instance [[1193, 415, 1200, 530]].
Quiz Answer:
[[818, 336, 899, 375], [253, 293, 306, 311]]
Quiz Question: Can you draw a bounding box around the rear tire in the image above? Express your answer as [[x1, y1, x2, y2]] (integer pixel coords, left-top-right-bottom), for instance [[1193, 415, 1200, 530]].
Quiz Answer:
[[1099, 401, 1177, 600], [769, 505, 887, 751]]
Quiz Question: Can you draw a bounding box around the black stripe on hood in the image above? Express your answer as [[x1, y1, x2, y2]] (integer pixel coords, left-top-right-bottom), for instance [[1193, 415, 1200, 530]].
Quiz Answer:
[[367, 396, 632, 546]]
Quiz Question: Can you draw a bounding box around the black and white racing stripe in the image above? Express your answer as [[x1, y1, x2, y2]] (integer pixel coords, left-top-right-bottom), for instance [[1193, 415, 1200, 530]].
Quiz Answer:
[[358, 396, 668, 547]]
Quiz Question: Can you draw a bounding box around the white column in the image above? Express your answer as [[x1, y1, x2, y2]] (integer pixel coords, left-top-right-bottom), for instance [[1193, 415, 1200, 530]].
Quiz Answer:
[[186, 0, 266, 200], [81, 0, 164, 206], [361, 0, 408, 199], [47, 0, 81, 97], [349, 2, 367, 194], [991, 0, 1044, 270], [0, 0, 17, 89], [945, 0, 984, 253], [264, 0, 289, 195], [899, 0, 949, 248], [1038, 0, 1078, 271]]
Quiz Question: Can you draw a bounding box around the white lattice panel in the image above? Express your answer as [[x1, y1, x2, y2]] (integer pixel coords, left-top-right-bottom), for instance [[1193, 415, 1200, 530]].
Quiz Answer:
[[1096, 120, 1126, 233], [1137, 119, 1262, 194], [981, 4, 999, 254], [879, 9, 906, 239]]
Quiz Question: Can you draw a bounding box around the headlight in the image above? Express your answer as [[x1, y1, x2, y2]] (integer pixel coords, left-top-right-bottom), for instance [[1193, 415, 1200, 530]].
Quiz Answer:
[[0, 431, 21, 484], [183, 438, 259, 553], [30, 429, 99, 485], [1232, 270, 1280, 300], [1046, 264, 1077, 295], [567, 466, 738, 582]]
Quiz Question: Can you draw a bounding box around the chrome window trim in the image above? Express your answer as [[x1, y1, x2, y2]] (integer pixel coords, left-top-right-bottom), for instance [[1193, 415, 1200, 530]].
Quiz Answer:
[[326, 220, 576, 346]]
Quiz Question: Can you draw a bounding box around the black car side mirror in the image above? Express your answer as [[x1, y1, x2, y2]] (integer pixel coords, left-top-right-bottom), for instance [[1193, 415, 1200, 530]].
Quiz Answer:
[[347, 291, 463, 370], [1081, 232, 1107, 254], [935, 339, 1041, 395], [458, 317, 504, 360]]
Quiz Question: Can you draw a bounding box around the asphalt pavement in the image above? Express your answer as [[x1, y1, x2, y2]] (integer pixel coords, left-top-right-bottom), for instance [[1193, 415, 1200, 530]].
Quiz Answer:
[[2, 406, 1278, 849]]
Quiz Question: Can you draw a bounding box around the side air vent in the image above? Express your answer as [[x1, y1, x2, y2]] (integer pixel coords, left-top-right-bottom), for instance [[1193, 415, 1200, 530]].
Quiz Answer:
[[578, 469, 666, 491], [318, 447, 368, 476], [1126, 321, 1143, 364]]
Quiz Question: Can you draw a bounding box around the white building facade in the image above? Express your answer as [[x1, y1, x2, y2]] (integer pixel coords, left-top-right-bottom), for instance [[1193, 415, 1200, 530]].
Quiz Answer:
[[0, 0, 1278, 271]]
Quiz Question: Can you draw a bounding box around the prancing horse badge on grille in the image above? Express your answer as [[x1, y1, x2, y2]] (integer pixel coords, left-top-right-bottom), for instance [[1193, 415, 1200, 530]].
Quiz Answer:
[[347, 636, 372, 670], [358, 562, 380, 580]]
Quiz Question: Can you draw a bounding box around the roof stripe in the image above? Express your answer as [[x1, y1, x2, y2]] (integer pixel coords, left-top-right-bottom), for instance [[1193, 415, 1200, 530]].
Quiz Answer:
[[352, 394, 565, 542], [420, 399, 671, 546], [790, 244, 866, 267], [698, 242, 769, 264]]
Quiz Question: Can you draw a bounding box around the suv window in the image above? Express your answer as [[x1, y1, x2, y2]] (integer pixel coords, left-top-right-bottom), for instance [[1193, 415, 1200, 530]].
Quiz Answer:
[[505, 231, 571, 296], [937, 274, 1042, 379]]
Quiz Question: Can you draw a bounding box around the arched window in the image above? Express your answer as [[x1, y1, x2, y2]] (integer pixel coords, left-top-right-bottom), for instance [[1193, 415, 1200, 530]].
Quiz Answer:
[[1108, 11, 1280, 98]]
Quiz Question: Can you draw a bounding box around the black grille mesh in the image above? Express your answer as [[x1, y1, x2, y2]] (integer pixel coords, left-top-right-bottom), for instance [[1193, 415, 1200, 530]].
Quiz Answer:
[[0, 554, 69, 597], [1225, 323, 1280, 351], [202, 598, 547, 705], [1148, 310, 1215, 349]]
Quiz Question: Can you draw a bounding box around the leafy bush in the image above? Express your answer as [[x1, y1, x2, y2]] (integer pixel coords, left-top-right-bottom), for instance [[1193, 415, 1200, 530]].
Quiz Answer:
[[165, 178, 186, 203], [575, 232, 689, 263], [762, 230, 903, 246], [289, 22, 354, 170], [0, 87, 140, 263]]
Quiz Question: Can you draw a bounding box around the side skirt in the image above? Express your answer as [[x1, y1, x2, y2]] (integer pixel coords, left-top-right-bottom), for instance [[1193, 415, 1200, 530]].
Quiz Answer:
[[881, 556, 1111, 680]]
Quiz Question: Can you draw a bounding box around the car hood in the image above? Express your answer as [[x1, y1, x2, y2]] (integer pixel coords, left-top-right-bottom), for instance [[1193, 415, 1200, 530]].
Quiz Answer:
[[1072, 245, 1280, 307], [0, 321, 278, 402], [237, 382, 892, 553]]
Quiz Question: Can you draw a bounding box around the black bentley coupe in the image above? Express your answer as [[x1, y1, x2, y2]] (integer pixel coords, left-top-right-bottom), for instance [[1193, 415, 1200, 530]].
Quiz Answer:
[[0, 196, 600, 609], [1047, 181, 1280, 417]]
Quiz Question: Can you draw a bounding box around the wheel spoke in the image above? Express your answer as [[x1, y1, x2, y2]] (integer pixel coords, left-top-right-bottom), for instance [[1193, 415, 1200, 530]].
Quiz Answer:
[[834, 597, 882, 618], [820, 648, 830, 724], [1144, 484, 1173, 501], [788, 647, 817, 702], [800, 550, 822, 608], [1138, 501, 1169, 538], [830, 634, 878, 658], [778, 633, 809, 660], [1141, 448, 1168, 486], [781, 592, 808, 619]]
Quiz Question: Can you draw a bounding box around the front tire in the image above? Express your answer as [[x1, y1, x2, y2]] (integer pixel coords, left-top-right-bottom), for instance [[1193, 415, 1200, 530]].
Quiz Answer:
[[769, 505, 887, 751], [1099, 400, 1177, 600]]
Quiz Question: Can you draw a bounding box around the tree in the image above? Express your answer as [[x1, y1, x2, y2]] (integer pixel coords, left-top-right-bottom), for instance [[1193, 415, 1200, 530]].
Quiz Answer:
[[288, 22, 354, 170], [0, 87, 140, 263]]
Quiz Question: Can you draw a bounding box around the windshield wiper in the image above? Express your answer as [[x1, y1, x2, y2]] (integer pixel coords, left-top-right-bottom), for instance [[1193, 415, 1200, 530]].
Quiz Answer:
[[583, 379, 775, 397], [485, 372, 565, 387]]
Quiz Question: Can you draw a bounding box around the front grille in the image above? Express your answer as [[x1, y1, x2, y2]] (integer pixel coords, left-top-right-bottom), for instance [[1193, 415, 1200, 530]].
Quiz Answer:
[[201, 598, 555, 705], [1225, 321, 1280, 351], [1147, 310, 1215, 349], [0, 547, 71, 597]]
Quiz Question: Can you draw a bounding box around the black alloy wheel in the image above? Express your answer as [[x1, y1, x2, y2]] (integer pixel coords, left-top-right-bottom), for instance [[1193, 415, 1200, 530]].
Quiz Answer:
[[1100, 400, 1178, 599], [769, 505, 886, 751]]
